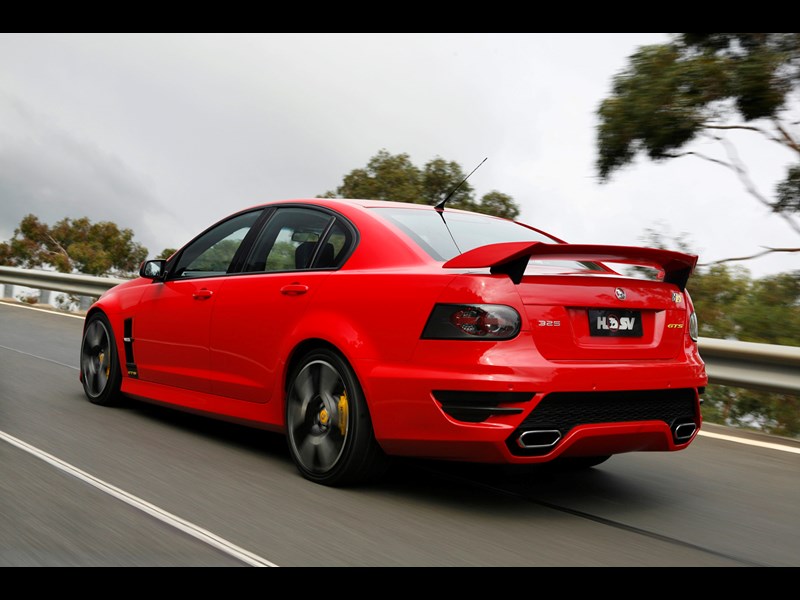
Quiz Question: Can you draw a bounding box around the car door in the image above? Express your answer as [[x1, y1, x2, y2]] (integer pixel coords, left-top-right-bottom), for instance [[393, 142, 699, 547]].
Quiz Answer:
[[208, 206, 354, 404], [133, 209, 264, 393]]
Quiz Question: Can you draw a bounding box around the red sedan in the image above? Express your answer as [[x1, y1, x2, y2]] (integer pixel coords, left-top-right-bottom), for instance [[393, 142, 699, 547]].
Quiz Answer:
[[80, 198, 707, 486]]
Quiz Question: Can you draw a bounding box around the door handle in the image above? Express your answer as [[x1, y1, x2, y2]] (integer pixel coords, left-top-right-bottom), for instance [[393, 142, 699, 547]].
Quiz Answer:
[[280, 284, 309, 296], [193, 289, 213, 300]]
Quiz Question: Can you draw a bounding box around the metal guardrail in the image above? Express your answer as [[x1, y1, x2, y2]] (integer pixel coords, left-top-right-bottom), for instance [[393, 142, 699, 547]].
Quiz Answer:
[[698, 337, 800, 395], [1, 266, 799, 396], [0, 266, 128, 298]]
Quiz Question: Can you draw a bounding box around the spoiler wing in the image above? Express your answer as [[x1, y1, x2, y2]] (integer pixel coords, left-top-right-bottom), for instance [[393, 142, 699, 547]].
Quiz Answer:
[[442, 241, 698, 290]]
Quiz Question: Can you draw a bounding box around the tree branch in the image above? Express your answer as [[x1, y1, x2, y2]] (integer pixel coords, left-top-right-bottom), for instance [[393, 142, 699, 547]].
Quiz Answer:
[[664, 150, 733, 169], [772, 119, 800, 154], [668, 137, 800, 237], [704, 123, 784, 145], [699, 247, 800, 267], [46, 234, 70, 259], [717, 136, 800, 236]]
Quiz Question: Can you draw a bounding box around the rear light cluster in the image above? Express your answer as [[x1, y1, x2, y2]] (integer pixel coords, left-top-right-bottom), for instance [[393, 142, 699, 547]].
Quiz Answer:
[[422, 304, 521, 340], [689, 310, 699, 342]]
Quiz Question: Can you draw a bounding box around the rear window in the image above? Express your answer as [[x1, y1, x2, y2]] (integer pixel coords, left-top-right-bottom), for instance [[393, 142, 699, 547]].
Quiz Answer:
[[372, 207, 600, 271]]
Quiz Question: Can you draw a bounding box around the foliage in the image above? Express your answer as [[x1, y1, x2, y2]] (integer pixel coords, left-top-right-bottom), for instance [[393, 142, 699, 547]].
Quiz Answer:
[[188, 239, 240, 272], [0, 214, 147, 277], [266, 241, 296, 271], [321, 149, 520, 219], [694, 267, 800, 438], [157, 248, 177, 261], [596, 33, 800, 230]]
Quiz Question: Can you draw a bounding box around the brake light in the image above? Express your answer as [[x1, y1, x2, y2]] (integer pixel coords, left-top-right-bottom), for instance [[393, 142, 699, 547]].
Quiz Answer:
[[421, 304, 521, 340]]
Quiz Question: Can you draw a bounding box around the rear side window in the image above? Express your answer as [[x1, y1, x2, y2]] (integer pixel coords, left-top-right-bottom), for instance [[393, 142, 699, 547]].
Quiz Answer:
[[243, 207, 353, 272]]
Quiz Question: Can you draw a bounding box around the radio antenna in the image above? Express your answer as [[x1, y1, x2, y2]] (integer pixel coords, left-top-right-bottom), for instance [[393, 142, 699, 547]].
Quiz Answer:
[[434, 157, 487, 212]]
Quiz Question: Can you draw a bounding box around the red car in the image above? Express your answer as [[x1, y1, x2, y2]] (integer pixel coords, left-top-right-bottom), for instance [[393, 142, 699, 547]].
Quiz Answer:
[[80, 198, 707, 486]]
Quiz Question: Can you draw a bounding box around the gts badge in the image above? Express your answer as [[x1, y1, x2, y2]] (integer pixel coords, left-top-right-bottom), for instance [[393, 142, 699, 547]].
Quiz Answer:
[[538, 320, 561, 327]]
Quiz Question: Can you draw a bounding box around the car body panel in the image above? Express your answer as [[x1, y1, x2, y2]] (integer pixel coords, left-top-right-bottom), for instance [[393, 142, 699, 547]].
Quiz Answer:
[[82, 197, 708, 472], [133, 277, 225, 392]]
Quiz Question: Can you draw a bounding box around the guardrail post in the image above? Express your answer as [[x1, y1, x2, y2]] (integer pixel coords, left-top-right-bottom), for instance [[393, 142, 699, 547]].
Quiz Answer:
[[2, 284, 12, 299], [79, 296, 93, 311], [38, 289, 52, 305]]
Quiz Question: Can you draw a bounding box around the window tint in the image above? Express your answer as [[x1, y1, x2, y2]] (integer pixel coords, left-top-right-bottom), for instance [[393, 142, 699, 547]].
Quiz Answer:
[[243, 207, 350, 272], [171, 210, 262, 279]]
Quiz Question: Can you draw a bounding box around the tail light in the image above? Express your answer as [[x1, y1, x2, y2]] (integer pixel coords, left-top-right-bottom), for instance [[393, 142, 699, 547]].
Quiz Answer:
[[422, 304, 521, 340], [689, 310, 699, 342]]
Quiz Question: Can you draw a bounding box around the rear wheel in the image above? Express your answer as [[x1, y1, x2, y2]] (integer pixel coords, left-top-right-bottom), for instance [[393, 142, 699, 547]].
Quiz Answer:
[[285, 348, 386, 486], [80, 313, 123, 406]]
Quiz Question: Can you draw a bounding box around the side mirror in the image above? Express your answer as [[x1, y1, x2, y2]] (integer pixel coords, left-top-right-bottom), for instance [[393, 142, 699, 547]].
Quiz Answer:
[[139, 259, 167, 280]]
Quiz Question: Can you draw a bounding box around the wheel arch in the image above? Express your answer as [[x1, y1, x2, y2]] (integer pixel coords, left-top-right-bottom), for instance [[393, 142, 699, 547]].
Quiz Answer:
[[277, 307, 383, 400], [279, 337, 378, 430], [283, 338, 344, 394]]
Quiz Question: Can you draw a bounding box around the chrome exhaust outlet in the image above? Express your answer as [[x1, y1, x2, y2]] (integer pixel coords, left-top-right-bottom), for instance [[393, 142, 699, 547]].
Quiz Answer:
[[673, 422, 697, 441], [517, 429, 561, 449]]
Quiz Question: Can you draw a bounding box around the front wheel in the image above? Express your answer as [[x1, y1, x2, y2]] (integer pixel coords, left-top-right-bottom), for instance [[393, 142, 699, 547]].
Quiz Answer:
[[285, 349, 386, 486], [80, 313, 123, 406]]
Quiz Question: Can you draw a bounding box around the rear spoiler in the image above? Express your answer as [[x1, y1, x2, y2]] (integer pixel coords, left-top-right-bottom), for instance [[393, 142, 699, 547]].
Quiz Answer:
[[442, 241, 698, 290]]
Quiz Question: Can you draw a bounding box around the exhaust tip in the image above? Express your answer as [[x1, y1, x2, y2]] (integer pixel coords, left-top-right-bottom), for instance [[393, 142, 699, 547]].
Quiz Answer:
[[517, 429, 561, 449], [673, 422, 697, 442]]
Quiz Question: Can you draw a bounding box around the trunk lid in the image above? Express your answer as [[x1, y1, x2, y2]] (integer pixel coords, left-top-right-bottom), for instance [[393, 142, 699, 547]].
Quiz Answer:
[[443, 241, 696, 360], [518, 274, 688, 360]]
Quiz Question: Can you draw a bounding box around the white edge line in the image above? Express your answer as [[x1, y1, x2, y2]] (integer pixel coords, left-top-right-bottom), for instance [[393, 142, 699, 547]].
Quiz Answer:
[[698, 430, 800, 454], [0, 301, 85, 319], [0, 430, 278, 567]]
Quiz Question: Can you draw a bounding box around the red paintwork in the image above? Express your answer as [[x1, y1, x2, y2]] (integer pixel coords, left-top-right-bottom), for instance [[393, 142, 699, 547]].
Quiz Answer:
[[83, 198, 708, 465]]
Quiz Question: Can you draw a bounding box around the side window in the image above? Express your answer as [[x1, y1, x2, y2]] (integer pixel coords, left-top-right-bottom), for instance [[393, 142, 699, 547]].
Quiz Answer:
[[171, 210, 262, 278], [243, 207, 352, 272], [322, 221, 352, 267]]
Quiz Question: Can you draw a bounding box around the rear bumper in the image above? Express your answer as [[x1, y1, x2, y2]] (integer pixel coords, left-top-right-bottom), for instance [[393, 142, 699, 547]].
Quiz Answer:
[[358, 356, 705, 464]]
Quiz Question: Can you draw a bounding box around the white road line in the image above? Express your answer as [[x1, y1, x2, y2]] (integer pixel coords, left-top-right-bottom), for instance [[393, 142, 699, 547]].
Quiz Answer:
[[697, 430, 800, 455], [0, 301, 85, 319], [0, 430, 278, 567]]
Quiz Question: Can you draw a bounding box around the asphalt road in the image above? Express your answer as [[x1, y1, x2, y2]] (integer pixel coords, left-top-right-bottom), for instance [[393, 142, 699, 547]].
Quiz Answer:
[[1, 301, 798, 567]]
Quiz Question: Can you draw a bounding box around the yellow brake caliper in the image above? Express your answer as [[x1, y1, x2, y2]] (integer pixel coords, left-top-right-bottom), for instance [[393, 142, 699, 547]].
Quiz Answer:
[[338, 392, 348, 436], [318, 392, 348, 435], [98, 350, 109, 377]]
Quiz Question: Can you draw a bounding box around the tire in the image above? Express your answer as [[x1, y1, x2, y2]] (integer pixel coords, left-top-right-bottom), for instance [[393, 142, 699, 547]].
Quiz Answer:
[[285, 348, 386, 486], [80, 313, 123, 406]]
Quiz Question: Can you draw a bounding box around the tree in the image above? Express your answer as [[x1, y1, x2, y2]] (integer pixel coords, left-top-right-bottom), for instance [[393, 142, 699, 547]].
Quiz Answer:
[[321, 149, 520, 219], [692, 267, 800, 438], [596, 33, 800, 256], [687, 264, 752, 339], [0, 214, 147, 277]]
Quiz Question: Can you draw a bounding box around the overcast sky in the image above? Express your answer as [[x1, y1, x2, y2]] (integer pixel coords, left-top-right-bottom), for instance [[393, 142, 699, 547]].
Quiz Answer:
[[1, 33, 798, 278]]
